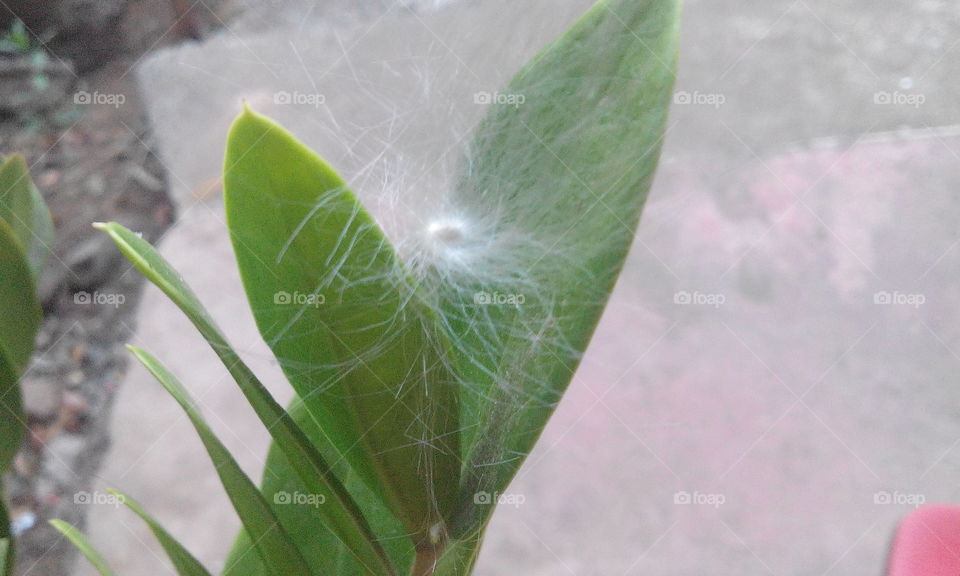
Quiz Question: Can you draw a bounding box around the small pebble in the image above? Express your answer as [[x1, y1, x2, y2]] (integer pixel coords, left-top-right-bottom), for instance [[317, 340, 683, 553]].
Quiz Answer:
[[28, 423, 53, 450], [61, 391, 90, 433], [71, 343, 87, 362], [10, 510, 36, 536], [38, 170, 61, 188], [13, 452, 35, 477]]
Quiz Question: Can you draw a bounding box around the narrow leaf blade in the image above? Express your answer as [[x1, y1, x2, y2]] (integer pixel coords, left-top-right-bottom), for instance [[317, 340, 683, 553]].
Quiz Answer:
[[222, 398, 414, 576], [50, 520, 116, 576], [127, 346, 312, 576], [95, 221, 397, 576], [111, 490, 213, 576]]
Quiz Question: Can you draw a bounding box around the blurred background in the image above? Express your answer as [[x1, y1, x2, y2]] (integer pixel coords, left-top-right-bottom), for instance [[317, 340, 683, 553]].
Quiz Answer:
[[3, 0, 960, 574]]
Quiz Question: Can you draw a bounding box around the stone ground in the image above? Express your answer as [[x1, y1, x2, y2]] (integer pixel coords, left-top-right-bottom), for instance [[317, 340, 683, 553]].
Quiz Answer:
[[0, 3, 182, 574], [3, 102, 173, 576], [65, 0, 960, 575]]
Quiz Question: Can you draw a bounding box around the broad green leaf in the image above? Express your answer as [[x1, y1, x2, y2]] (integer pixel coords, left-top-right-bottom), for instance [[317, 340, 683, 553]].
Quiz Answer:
[[95, 221, 397, 576], [223, 108, 460, 540], [443, 0, 681, 536], [127, 346, 312, 576], [0, 219, 39, 471], [0, 219, 41, 377], [50, 520, 116, 576], [0, 154, 54, 280], [0, 160, 47, 576], [111, 490, 213, 576], [223, 398, 413, 576]]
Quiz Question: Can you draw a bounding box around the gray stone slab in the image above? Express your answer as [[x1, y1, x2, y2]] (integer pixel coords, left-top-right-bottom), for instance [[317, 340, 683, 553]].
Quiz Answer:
[[136, 0, 595, 208]]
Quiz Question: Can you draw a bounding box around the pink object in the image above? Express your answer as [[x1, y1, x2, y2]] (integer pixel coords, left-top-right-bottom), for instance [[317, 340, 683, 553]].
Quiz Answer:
[[886, 506, 960, 576]]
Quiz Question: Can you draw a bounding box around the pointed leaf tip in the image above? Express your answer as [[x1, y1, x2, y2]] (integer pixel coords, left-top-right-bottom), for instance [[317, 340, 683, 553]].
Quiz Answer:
[[224, 109, 462, 539]]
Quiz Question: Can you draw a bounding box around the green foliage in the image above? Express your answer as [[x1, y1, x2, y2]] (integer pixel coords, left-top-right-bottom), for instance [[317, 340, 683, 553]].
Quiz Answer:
[[445, 0, 680, 536], [224, 108, 461, 543], [127, 346, 314, 576], [49, 521, 116, 576], [0, 504, 9, 576], [223, 400, 413, 576], [0, 154, 51, 575], [0, 155, 55, 280], [94, 221, 396, 575], [110, 491, 213, 576], [65, 1, 680, 574]]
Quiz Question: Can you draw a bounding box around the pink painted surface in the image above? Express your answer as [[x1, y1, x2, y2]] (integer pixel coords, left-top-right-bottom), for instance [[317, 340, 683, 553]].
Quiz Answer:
[[886, 506, 960, 576]]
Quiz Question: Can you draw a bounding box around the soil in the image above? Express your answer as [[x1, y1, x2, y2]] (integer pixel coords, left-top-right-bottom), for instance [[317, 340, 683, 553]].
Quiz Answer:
[[0, 2, 233, 574]]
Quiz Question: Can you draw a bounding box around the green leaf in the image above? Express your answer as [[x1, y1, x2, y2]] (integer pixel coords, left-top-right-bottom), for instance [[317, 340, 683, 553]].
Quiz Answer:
[[0, 360, 16, 576], [223, 108, 461, 540], [110, 490, 213, 576], [223, 398, 413, 576], [0, 498, 12, 576], [0, 219, 40, 472], [0, 154, 54, 281], [0, 159, 48, 576], [0, 219, 41, 377], [443, 0, 681, 536], [435, 529, 485, 576], [95, 221, 397, 576], [0, 354, 24, 482], [50, 520, 116, 576], [0, 538, 9, 576], [127, 346, 312, 576]]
